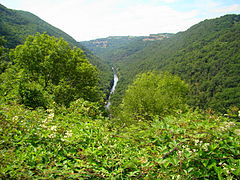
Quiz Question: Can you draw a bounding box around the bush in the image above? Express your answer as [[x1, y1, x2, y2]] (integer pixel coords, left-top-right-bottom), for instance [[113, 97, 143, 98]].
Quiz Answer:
[[121, 71, 189, 120], [18, 81, 51, 109], [0, 102, 239, 179]]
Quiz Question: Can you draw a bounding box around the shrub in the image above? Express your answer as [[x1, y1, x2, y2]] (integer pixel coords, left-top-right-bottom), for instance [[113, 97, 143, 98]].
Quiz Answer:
[[121, 71, 189, 120]]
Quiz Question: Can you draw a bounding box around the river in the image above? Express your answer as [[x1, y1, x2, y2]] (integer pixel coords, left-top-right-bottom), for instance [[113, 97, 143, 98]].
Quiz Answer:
[[106, 67, 118, 109]]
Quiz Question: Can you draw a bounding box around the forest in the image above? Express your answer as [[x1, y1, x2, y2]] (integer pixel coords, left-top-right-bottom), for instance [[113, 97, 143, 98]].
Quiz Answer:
[[81, 15, 240, 112], [0, 4, 240, 179]]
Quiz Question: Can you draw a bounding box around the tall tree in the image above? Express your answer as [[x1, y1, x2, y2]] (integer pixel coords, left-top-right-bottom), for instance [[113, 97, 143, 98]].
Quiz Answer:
[[2, 33, 101, 108]]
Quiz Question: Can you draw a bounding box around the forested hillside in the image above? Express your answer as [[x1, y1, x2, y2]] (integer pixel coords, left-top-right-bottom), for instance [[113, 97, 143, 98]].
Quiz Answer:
[[0, 4, 78, 48], [0, 4, 112, 95], [80, 33, 173, 63], [90, 15, 240, 112]]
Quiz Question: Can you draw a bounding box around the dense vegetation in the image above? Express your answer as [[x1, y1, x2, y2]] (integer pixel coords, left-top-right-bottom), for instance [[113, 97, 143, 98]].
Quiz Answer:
[[84, 15, 240, 113], [1, 33, 102, 109], [80, 34, 173, 64], [1, 35, 240, 178], [0, 4, 112, 96], [118, 72, 189, 120], [1, 41, 240, 177], [0, 4, 78, 48], [1, 100, 240, 179], [0, 4, 239, 178]]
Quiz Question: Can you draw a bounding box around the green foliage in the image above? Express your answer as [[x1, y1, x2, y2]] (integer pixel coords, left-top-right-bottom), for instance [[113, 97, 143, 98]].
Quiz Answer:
[[0, 36, 9, 74], [18, 81, 51, 109], [121, 72, 189, 120], [1, 33, 101, 108], [0, 6, 239, 179], [80, 34, 173, 64], [0, 4, 78, 48], [0, 4, 112, 96], [86, 15, 240, 112], [0, 100, 239, 179]]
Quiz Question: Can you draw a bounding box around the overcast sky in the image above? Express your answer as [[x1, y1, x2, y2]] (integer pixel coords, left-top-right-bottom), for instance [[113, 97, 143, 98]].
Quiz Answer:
[[1, 0, 240, 41]]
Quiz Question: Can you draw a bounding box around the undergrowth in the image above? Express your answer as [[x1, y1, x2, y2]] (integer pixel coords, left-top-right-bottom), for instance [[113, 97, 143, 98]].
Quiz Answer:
[[0, 100, 239, 179]]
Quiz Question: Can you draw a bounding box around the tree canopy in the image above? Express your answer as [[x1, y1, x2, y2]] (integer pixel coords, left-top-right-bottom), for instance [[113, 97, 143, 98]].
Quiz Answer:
[[0, 36, 9, 73], [0, 4, 112, 97], [1, 33, 101, 108], [121, 72, 189, 120], [86, 15, 240, 112]]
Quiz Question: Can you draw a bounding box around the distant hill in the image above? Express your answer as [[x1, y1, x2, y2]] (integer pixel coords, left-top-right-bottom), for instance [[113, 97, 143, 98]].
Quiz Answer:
[[80, 33, 174, 63], [0, 4, 112, 96], [88, 14, 240, 112]]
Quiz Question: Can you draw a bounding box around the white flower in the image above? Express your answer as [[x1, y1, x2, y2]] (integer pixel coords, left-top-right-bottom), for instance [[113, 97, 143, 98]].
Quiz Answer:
[[234, 129, 240, 136], [194, 139, 199, 144], [50, 125, 57, 131], [228, 122, 235, 126], [48, 133, 56, 138], [12, 116, 19, 121], [40, 124, 47, 128], [46, 109, 54, 113], [218, 121, 236, 131], [42, 118, 48, 124], [48, 113, 54, 120], [202, 143, 210, 151], [64, 130, 73, 138]]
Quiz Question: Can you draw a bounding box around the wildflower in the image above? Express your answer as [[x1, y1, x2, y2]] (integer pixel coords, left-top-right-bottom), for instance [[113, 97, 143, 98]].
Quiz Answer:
[[227, 122, 235, 126], [48, 113, 54, 120], [185, 147, 191, 152], [48, 133, 56, 138], [234, 129, 240, 136], [40, 124, 47, 128], [194, 139, 199, 144], [218, 121, 236, 131], [202, 143, 210, 151], [12, 116, 19, 121], [64, 130, 73, 138], [231, 168, 236, 171], [223, 166, 230, 174], [42, 118, 48, 124], [50, 125, 57, 131], [46, 109, 54, 113]]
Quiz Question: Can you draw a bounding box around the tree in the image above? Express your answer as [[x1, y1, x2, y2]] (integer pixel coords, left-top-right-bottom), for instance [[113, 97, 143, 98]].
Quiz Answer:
[[5, 33, 101, 107], [0, 36, 9, 74], [121, 72, 189, 120]]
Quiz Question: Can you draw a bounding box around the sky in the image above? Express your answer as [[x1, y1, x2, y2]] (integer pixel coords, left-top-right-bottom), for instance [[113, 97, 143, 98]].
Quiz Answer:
[[1, 0, 240, 41]]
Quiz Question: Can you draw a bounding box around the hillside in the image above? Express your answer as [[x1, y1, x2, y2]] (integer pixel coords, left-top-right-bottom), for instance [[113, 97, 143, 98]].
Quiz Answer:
[[84, 14, 240, 112], [0, 4, 80, 48], [0, 4, 112, 95], [80, 33, 174, 63]]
